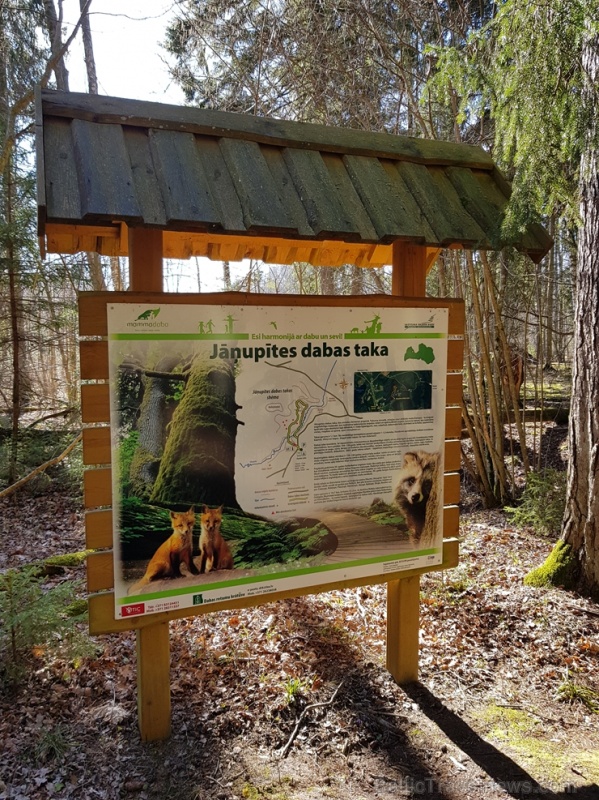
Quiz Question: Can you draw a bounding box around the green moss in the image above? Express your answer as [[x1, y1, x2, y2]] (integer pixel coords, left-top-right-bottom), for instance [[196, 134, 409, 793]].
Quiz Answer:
[[44, 551, 91, 568], [64, 599, 88, 618], [231, 516, 337, 569], [478, 704, 537, 734], [151, 355, 240, 508], [241, 782, 291, 800], [118, 430, 140, 496], [358, 499, 408, 528], [524, 540, 578, 589], [129, 446, 161, 500], [475, 703, 599, 785]]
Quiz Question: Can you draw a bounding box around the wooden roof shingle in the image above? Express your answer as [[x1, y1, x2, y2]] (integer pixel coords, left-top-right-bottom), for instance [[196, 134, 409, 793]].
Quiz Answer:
[[36, 90, 552, 265]]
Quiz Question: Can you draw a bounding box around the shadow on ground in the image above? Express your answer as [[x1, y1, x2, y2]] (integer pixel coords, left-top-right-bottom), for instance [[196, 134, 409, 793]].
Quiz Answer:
[[403, 682, 599, 799], [290, 596, 597, 799]]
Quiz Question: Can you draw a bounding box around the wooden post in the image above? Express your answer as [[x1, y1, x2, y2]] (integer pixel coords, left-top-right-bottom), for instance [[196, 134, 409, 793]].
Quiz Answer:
[[137, 622, 171, 741], [128, 226, 171, 739], [386, 575, 420, 682], [386, 240, 427, 684], [128, 228, 163, 292], [391, 241, 427, 297]]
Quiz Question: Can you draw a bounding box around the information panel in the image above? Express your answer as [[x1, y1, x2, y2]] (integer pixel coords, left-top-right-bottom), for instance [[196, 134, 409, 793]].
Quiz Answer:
[[108, 303, 448, 618]]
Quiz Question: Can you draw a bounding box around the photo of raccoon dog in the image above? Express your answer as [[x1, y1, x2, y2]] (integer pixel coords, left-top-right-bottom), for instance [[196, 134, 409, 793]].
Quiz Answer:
[[394, 450, 440, 544]]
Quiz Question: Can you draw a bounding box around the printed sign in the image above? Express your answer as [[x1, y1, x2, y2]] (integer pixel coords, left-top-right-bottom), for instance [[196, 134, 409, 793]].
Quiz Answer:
[[108, 303, 448, 618]]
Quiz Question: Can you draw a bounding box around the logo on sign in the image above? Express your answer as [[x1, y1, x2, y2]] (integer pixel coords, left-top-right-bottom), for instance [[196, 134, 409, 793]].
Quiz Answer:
[[127, 308, 168, 329], [136, 308, 160, 320], [193, 594, 204, 605], [121, 603, 145, 617]]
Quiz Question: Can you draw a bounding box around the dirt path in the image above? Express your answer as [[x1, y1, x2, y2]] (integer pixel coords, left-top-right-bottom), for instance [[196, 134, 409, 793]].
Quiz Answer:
[[313, 509, 412, 561]]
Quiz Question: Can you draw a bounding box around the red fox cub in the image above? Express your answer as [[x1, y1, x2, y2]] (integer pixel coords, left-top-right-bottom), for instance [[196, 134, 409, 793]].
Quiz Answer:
[[128, 507, 199, 594], [198, 505, 234, 573], [394, 451, 439, 543]]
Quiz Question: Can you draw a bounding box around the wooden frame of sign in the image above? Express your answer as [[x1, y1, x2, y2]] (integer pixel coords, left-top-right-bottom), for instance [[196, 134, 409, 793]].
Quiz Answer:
[[81, 231, 463, 741]]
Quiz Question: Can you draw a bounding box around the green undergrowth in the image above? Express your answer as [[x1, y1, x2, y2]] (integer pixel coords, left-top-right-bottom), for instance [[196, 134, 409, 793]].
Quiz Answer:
[[557, 679, 599, 713], [523, 364, 571, 399], [230, 513, 336, 568], [505, 469, 567, 538], [0, 565, 96, 688], [0, 428, 83, 495], [358, 499, 407, 528], [119, 497, 338, 567]]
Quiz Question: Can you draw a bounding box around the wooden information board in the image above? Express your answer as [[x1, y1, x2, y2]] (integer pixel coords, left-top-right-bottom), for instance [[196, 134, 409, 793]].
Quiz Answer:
[[81, 290, 463, 739]]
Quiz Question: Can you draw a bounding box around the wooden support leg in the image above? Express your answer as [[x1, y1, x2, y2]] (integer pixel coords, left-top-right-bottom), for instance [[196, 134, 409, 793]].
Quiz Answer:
[[128, 226, 168, 740], [137, 622, 171, 741], [386, 575, 420, 684], [387, 241, 426, 685]]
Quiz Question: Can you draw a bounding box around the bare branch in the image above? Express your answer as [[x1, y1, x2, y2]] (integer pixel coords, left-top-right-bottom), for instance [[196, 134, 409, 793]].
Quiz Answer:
[[0, 433, 82, 500], [278, 681, 344, 758]]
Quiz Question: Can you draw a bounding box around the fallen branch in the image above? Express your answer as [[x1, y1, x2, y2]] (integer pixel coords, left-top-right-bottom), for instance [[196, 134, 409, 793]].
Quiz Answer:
[[566, 602, 599, 618], [26, 408, 77, 429], [278, 681, 344, 759], [0, 433, 82, 499]]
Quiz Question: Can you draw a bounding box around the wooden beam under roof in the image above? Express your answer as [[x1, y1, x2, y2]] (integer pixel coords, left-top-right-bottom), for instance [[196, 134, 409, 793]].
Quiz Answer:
[[43, 222, 450, 270]]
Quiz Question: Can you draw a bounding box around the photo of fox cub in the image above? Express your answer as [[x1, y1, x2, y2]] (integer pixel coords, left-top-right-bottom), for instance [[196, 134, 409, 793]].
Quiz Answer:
[[198, 504, 234, 573], [128, 507, 199, 595], [394, 450, 439, 544]]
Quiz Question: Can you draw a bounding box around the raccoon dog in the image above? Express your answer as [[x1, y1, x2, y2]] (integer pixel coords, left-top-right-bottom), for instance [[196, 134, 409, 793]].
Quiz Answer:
[[394, 451, 439, 543]]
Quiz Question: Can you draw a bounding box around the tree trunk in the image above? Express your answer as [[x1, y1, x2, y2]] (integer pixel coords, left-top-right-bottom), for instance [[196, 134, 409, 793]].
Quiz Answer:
[[222, 261, 231, 291], [150, 355, 241, 509], [110, 256, 124, 291], [76, 1, 105, 288], [557, 31, 599, 596], [7, 158, 20, 487], [350, 264, 363, 295], [129, 354, 184, 499], [320, 266, 335, 295], [79, 0, 98, 94], [545, 214, 556, 367], [43, 0, 70, 90]]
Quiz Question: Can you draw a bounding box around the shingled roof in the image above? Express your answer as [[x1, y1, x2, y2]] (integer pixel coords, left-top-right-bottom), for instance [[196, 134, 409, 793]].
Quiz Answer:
[[36, 90, 552, 265]]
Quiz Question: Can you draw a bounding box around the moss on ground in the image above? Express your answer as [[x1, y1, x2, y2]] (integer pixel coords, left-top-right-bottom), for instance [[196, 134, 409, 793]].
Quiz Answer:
[[44, 551, 91, 568], [476, 704, 599, 785]]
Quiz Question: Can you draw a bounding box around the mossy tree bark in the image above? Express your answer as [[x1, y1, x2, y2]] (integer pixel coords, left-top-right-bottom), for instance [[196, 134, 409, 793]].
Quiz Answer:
[[129, 354, 184, 499], [554, 31, 599, 597], [150, 355, 241, 509]]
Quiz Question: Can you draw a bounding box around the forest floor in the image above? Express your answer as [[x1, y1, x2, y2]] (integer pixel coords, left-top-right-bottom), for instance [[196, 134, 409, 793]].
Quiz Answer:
[[1, 437, 599, 799]]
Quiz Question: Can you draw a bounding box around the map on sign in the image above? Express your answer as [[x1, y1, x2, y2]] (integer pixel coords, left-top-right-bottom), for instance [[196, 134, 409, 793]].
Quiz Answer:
[[354, 370, 432, 413], [238, 360, 358, 481]]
